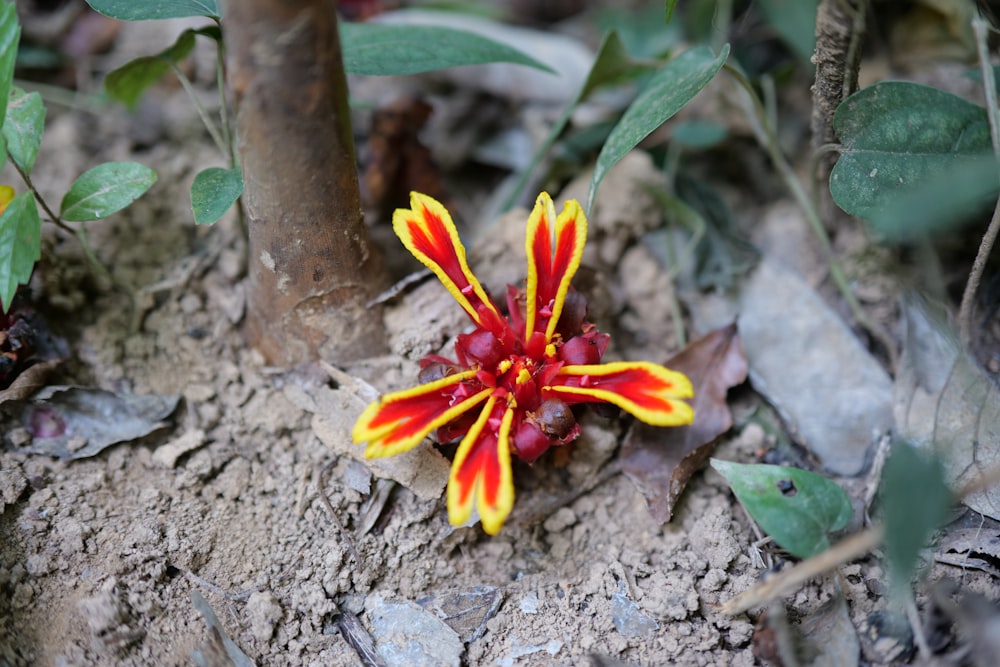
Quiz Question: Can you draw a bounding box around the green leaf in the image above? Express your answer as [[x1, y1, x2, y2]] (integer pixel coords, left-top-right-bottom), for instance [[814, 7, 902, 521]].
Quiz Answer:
[[881, 443, 952, 597], [711, 459, 852, 559], [0, 1, 21, 132], [580, 30, 656, 99], [500, 30, 656, 212], [0, 191, 42, 313], [340, 22, 555, 76], [60, 162, 157, 222], [191, 167, 242, 225], [3, 87, 45, 174], [665, 0, 679, 24], [84, 0, 220, 20], [757, 0, 819, 64], [830, 81, 996, 239], [105, 30, 196, 109], [588, 44, 729, 212]]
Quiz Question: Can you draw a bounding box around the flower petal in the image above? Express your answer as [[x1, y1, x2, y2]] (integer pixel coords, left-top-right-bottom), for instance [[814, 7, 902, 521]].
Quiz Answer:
[[353, 370, 491, 458], [545, 361, 694, 426], [393, 192, 507, 336], [447, 397, 516, 535], [524, 192, 587, 342]]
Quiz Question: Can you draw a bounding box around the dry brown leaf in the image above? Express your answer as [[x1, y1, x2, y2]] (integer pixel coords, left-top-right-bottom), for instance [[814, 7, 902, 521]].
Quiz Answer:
[[620, 322, 747, 523], [361, 95, 452, 222]]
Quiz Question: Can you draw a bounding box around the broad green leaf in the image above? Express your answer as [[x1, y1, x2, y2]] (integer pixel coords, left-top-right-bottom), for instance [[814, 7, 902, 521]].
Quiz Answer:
[[0, 191, 42, 313], [588, 44, 729, 212], [881, 444, 951, 597], [3, 87, 45, 174], [830, 81, 995, 239], [339, 22, 555, 76], [711, 459, 852, 559], [191, 167, 242, 225], [0, 1, 21, 132], [757, 0, 819, 64], [501, 30, 656, 212], [60, 162, 157, 222], [84, 0, 220, 20], [105, 30, 196, 109]]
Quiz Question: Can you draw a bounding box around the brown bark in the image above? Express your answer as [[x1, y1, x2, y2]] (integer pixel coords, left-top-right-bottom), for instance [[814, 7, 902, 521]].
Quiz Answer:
[[812, 0, 866, 225], [223, 0, 387, 366]]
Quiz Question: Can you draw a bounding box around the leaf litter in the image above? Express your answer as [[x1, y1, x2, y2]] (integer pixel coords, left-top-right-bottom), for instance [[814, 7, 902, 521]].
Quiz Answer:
[[620, 322, 748, 523], [4, 5, 1000, 667]]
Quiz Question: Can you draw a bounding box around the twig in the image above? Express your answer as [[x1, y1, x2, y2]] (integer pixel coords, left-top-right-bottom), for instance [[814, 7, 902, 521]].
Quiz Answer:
[[904, 588, 932, 660], [171, 62, 229, 157], [8, 148, 123, 292], [720, 525, 883, 616], [720, 462, 1000, 616], [958, 17, 1000, 348], [315, 460, 363, 574], [726, 64, 898, 368]]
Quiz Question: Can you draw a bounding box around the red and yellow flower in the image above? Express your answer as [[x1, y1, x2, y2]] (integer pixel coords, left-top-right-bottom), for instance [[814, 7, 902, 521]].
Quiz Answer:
[[353, 192, 694, 534]]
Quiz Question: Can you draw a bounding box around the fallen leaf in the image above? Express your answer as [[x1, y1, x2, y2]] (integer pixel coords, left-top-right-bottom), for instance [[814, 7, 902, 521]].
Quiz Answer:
[[416, 586, 503, 643], [362, 95, 452, 222], [190, 591, 255, 667], [0, 359, 61, 404], [620, 322, 748, 523], [711, 459, 853, 559], [1, 386, 179, 460], [753, 594, 859, 667], [894, 293, 1000, 520]]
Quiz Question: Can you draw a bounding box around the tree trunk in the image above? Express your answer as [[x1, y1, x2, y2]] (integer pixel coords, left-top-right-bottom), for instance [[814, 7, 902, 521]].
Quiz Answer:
[[223, 0, 387, 366]]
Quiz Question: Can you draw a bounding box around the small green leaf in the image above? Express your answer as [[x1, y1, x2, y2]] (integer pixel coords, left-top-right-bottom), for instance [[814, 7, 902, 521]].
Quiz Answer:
[[3, 87, 46, 173], [711, 459, 852, 559], [0, 1, 21, 132], [882, 443, 952, 597], [191, 167, 242, 225], [588, 44, 729, 212], [60, 162, 157, 222], [830, 81, 995, 238], [501, 29, 656, 212], [84, 0, 220, 20], [340, 22, 555, 76], [105, 30, 196, 109], [0, 191, 42, 313]]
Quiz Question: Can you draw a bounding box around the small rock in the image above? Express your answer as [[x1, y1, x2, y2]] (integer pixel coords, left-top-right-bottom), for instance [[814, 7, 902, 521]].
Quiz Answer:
[[366, 593, 463, 667], [610, 584, 658, 637], [519, 591, 541, 615], [79, 588, 129, 637], [0, 464, 28, 511], [246, 591, 283, 643], [213, 457, 251, 501], [151, 429, 207, 468], [542, 508, 577, 533]]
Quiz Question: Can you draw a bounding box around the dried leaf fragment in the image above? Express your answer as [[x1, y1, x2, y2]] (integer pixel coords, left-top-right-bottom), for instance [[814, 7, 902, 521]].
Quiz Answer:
[[620, 322, 748, 522]]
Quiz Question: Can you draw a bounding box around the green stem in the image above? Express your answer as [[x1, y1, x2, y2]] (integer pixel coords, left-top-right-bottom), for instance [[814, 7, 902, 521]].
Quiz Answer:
[[213, 39, 248, 242], [664, 225, 687, 347], [9, 149, 135, 313], [725, 63, 898, 366], [171, 62, 228, 156], [959, 17, 1000, 348]]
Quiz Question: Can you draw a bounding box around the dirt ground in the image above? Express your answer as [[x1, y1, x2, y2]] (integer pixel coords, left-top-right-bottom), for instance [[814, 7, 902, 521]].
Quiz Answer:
[[2, 9, 999, 667]]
